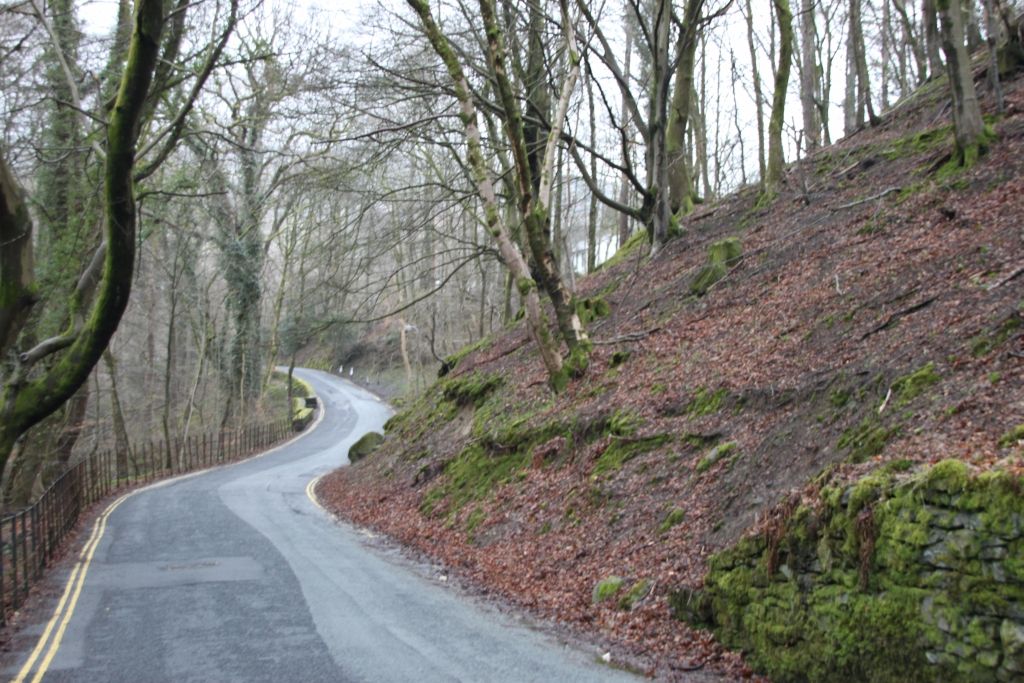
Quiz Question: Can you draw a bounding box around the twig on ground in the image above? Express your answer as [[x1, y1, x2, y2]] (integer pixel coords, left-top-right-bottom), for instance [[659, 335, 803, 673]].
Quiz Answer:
[[593, 327, 662, 346], [861, 296, 938, 340], [989, 265, 1024, 290], [832, 186, 901, 211]]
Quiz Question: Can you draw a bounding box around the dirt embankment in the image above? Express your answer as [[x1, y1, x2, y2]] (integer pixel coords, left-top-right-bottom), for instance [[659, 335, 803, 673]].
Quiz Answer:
[[319, 73, 1024, 679]]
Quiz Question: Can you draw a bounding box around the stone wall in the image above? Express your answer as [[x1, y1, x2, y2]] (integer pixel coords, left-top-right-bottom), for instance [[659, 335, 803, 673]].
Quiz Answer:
[[671, 460, 1024, 682]]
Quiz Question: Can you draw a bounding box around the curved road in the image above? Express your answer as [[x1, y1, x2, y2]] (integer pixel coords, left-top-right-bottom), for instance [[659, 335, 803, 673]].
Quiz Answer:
[[3, 370, 636, 682]]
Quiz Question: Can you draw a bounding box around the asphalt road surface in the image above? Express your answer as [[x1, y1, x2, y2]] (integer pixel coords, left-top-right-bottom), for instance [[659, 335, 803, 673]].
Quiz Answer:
[[2, 369, 637, 682]]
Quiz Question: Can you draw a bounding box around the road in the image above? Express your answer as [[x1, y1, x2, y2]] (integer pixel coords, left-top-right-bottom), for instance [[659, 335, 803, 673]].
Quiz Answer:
[[2, 369, 637, 682]]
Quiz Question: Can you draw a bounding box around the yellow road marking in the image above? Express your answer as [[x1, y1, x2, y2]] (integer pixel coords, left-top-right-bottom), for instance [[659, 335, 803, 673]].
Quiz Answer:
[[305, 475, 326, 513], [12, 493, 130, 683], [13, 377, 331, 682]]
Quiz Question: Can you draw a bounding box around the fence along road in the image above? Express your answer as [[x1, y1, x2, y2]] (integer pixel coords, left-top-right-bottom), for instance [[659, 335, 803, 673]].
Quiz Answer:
[[1, 369, 638, 682]]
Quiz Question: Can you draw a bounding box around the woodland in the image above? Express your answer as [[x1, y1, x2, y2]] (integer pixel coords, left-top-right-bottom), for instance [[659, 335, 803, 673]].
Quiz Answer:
[[2, 0, 1024, 677]]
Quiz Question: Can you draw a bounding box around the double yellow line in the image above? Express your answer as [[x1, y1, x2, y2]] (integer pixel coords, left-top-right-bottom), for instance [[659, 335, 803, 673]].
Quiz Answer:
[[11, 493, 131, 683], [11, 379, 329, 682]]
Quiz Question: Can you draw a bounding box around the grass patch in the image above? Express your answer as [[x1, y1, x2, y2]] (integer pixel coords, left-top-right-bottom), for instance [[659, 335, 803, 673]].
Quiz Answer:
[[599, 229, 648, 270], [998, 424, 1024, 448], [593, 576, 625, 603], [969, 314, 1022, 357], [696, 441, 737, 473], [891, 362, 940, 407], [838, 416, 900, 462], [659, 507, 686, 534], [593, 434, 672, 478], [686, 387, 729, 417], [441, 372, 504, 407]]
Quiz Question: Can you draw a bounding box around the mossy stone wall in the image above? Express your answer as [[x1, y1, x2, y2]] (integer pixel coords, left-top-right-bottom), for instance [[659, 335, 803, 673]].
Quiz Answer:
[[672, 460, 1024, 682]]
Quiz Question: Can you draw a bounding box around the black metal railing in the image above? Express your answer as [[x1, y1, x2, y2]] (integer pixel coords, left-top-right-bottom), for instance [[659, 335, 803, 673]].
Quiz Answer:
[[0, 417, 297, 623]]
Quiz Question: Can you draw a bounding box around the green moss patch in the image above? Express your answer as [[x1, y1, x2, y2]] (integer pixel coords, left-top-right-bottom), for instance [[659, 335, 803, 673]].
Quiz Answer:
[[675, 461, 1024, 682], [838, 415, 900, 462], [690, 238, 743, 297], [599, 229, 648, 270], [696, 441, 738, 473], [593, 434, 672, 478], [439, 335, 492, 376], [970, 313, 1022, 358], [593, 576, 625, 603], [659, 507, 686, 534], [576, 296, 612, 324], [420, 443, 529, 517], [891, 362, 940, 407], [619, 579, 652, 610], [685, 387, 730, 417], [441, 372, 504, 407], [999, 424, 1024, 448], [609, 350, 631, 368]]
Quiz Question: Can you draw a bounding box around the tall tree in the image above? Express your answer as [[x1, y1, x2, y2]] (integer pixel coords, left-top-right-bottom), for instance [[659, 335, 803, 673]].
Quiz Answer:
[[0, 0, 165, 472], [406, 0, 588, 391]]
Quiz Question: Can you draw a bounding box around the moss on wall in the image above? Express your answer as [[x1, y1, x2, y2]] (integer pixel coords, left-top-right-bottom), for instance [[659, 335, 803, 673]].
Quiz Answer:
[[672, 460, 1024, 682]]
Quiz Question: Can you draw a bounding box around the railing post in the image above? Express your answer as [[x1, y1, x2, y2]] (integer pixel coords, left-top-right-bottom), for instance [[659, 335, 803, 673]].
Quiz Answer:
[[1, 516, 7, 624], [30, 504, 38, 580], [19, 513, 28, 600]]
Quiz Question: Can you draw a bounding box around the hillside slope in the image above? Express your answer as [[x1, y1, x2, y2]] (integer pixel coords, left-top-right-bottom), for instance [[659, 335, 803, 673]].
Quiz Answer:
[[319, 72, 1024, 679]]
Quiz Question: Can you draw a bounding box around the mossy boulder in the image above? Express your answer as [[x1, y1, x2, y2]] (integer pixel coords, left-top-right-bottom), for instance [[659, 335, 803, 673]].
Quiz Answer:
[[690, 238, 742, 296], [348, 431, 384, 463]]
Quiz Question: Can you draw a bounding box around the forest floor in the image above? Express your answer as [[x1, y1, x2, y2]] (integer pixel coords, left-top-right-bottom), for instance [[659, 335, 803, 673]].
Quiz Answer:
[[318, 69, 1024, 680]]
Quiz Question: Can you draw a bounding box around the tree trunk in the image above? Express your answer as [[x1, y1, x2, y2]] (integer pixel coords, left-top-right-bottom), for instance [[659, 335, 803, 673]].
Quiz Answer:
[[765, 0, 794, 197], [586, 76, 599, 273], [406, 0, 570, 390], [893, 0, 929, 84], [745, 0, 767, 185], [938, 0, 989, 165], [799, 0, 822, 152], [104, 349, 131, 479], [850, 0, 880, 127], [925, 0, 945, 78], [0, 0, 165, 472], [666, 0, 704, 217], [616, 18, 634, 249], [983, 0, 1005, 112]]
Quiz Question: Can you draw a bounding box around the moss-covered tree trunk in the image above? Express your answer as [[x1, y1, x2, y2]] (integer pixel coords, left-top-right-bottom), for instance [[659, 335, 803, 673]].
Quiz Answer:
[[480, 0, 589, 375], [405, 0, 568, 391], [666, 0, 704, 217], [938, 0, 990, 166], [764, 0, 793, 198], [0, 156, 34, 359], [0, 0, 165, 473], [647, 0, 674, 254]]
